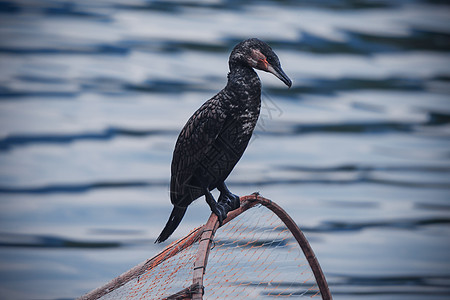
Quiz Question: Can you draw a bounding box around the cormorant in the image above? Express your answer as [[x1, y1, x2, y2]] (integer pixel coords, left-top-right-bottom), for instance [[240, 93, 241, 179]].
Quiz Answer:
[[156, 38, 291, 243]]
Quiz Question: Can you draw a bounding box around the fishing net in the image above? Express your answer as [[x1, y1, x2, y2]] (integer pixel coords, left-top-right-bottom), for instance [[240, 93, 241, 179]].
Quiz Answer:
[[79, 194, 331, 300]]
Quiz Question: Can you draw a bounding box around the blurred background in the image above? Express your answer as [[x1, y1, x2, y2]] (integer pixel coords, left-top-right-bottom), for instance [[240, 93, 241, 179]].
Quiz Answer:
[[0, 0, 449, 299]]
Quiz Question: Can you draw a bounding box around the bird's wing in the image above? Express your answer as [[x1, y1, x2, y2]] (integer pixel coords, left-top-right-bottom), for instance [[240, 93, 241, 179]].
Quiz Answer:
[[170, 94, 228, 205]]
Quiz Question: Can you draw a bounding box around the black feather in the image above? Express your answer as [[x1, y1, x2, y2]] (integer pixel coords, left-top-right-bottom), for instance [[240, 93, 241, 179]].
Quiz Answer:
[[155, 38, 291, 243], [155, 206, 187, 243]]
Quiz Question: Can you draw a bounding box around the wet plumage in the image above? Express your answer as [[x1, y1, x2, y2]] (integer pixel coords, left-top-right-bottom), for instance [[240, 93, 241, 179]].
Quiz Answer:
[[156, 38, 291, 243]]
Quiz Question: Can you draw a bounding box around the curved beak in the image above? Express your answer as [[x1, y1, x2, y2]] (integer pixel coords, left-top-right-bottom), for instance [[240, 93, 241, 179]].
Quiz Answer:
[[267, 64, 292, 88]]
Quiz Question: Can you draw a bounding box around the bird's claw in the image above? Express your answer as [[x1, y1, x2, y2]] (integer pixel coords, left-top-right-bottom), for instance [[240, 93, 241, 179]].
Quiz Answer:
[[219, 192, 240, 211], [230, 193, 240, 210], [209, 192, 240, 227], [211, 202, 227, 226]]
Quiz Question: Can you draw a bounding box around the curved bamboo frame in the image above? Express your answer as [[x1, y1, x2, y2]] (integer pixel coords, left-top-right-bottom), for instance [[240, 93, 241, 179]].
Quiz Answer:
[[190, 194, 332, 300], [79, 194, 331, 300]]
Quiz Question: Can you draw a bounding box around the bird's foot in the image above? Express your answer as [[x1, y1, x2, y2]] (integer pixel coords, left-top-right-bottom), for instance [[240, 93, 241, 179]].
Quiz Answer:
[[218, 191, 240, 212], [208, 202, 226, 226], [204, 187, 228, 226]]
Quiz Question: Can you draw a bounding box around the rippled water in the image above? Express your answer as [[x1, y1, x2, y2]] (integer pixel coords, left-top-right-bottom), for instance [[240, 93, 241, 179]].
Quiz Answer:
[[0, 0, 449, 299]]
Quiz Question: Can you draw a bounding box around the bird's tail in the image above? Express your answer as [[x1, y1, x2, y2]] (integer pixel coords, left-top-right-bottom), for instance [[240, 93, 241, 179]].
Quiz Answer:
[[155, 206, 187, 243]]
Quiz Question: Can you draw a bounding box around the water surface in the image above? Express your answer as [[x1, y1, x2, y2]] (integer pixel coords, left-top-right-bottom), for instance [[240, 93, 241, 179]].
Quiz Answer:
[[0, 0, 449, 299]]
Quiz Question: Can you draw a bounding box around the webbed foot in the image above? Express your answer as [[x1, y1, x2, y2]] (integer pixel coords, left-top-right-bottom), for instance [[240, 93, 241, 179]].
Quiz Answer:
[[210, 201, 227, 226], [218, 191, 240, 211], [217, 182, 240, 212], [203, 187, 227, 226]]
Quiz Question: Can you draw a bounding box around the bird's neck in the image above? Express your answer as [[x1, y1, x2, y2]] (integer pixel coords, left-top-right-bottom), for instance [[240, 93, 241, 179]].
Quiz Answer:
[[226, 64, 261, 102]]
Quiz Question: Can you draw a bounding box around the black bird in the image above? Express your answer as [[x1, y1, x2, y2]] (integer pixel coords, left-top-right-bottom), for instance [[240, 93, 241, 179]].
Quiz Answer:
[[156, 38, 291, 243]]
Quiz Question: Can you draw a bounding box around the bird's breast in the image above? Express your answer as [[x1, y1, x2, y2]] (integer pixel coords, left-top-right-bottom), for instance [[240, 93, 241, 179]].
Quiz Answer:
[[239, 106, 259, 135]]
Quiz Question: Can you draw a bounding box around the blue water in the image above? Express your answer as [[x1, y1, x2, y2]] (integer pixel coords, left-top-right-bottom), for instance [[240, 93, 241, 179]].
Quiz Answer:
[[0, 0, 449, 299]]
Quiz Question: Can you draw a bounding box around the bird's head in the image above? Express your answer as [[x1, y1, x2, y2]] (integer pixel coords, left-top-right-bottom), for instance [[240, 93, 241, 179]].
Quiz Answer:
[[229, 38, 292, 88]]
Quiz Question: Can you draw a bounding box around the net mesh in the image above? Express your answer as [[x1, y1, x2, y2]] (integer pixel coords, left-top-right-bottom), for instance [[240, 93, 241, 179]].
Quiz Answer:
[[203, 204, 319, 298], [82, 196, 328, 300], [99, 230, 201, 300]]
